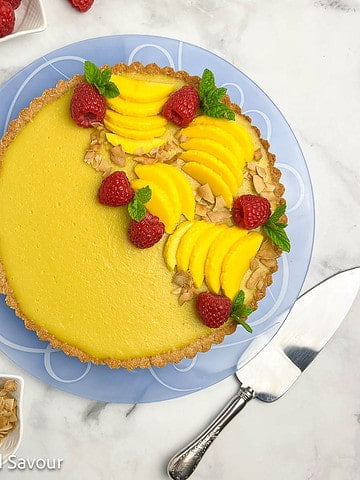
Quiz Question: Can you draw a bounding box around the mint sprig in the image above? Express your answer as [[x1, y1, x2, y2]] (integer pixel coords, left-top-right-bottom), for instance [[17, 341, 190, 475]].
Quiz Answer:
[[263, 203, 291, 252], [128, 186, 152, 222], [199, 69, 235, 121], [84, 61, 119, 99], [230, 290, 253, 333]]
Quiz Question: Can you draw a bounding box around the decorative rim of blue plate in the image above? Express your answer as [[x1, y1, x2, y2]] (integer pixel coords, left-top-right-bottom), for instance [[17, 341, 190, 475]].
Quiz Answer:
[[0, 34, 314, 403]]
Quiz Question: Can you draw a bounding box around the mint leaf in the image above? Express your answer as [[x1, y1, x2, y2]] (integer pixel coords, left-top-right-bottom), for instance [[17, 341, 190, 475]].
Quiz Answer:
[[268, 203, 286, 223], [83, 60, 119, 99], [128, 198, 147, 222], [127, 185, 152, 222], [135, 185, 152, 204], [199, 69, 235, 121], [263, 223, 291, 252], [199, 68, 216, 100], [103, 82, 120, 99], [230, 289, 253, 333]]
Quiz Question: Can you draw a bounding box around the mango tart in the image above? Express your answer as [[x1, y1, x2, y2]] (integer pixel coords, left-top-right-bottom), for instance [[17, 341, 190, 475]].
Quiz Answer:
[[0, 62, 286, 369]]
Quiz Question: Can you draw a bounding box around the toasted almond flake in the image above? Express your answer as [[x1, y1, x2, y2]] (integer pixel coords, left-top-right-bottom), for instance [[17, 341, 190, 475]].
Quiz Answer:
[[110, 145, 126, 166], [173, 271, 193, 288], [264, 183, 276, 192], [102, 167, 113, 178], [261, 191, 277, 202], [207, 210, 232, 223], [3, 381, 16, 393], [134, 155, 157, 165], [196, 203, 209, 217], [213, 195, 227, 212], [149, 147, 159, 156], [260, 258, 277, 268], [246, 267, 263, 290], [92, 122, 104, 130], [250, 258, 260, 270], [197, 184, 215, 204], [178, 289, 195, 305], [247, 161, 258, 171], [257, 240, 279, 259], [253, 175, 266, 194], [257, 280, 265, 290], [95, 157, 112, 173], [254, 148, 262, 161], [84, 150, 96, 164], [171, 287, 182, 295], [256, 165, 266, 178]]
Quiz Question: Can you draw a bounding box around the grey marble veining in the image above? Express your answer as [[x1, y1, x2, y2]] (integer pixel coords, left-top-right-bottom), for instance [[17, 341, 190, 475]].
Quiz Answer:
[[0, 0, 359, 479]]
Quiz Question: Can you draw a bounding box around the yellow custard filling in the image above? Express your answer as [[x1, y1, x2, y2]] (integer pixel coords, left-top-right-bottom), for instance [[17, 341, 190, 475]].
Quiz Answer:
[[0, 91, 214, 360]]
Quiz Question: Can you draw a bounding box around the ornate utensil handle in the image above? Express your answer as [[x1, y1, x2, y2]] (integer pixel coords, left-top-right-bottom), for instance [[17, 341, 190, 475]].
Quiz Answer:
[[167, 385, 254, 480]]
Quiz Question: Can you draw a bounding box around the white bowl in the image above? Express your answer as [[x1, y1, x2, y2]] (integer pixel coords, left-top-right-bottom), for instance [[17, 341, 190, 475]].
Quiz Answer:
[[0, 374, 24, 464], [0, 0, 47, 43]]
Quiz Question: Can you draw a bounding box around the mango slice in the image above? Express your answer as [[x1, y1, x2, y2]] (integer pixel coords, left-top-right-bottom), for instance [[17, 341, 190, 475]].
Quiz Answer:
[[180, 138, 243, 186], [176, 221, 216, 273], [221, 232, 263, 300], [106, 96, 166, 117], [105, 109, 167, 130], [205, 226, 248, 294], [104, 119, 166, 140], [131, 179, 179, 234], [105, 133, 165, 154], [134, 164, 182, 223], [189, 224, 228, 288], [192, 116, 254, 163], [111, 75, 177, 103], [163, 221, 194, 271], [152, 164, 195, 221], [181, 162, 233, 208], [179, 150, 239, 196], [180, 125, 246, 169]]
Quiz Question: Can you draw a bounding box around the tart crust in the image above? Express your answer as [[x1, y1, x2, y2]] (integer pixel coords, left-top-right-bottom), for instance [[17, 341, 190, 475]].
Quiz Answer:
[[0, 62, 284, 369]]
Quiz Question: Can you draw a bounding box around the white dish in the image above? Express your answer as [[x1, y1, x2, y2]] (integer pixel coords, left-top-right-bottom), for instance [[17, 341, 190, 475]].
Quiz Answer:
[[0, 0, 46, 43], [0, 374, 23, 464]]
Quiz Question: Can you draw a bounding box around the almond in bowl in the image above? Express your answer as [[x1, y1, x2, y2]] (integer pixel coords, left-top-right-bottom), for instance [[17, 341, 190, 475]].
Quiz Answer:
[[0, 375, 23, 464]]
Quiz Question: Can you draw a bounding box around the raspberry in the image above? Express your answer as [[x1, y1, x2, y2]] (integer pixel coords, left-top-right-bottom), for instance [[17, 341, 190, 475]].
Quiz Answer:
[[4, 0, 20, 9], [67, 0, 94, 12], [98, 171, 134, 207], [232, 194, 271, 229], [196, 292, 232, 328], [0, 0, 15, 38], [162, 86, 199, 127], [128, 212, 165, 249], [70, 82, 106, 128]]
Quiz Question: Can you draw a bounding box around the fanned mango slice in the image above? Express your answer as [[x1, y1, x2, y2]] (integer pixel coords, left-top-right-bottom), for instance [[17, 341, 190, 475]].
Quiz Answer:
[[104, 119, 166, 140], [134, 164, 181, 223], [106, 96, 166, 117], [131, 179, 178, 234], [181, 162, 233, 208], [176, 221, 215, 273], [221, 232, 263, 300], [189, 224, 228, 288], [152, 164, 195, 221], [105, 109, 167, 130], [105, 133, 165, 154], [180, 138, 243, 186], [192, 115, 254, 163], [179, 150, 239, 196], [205, 226, 248, 294], [180, 125, 246, 169], [163, 221, 194, 271], [111, 75, 177, 102]]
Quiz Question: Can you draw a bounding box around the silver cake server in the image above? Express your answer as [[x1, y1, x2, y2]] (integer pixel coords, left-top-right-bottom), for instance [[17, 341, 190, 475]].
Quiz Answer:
[[167, 267, 360, 480]]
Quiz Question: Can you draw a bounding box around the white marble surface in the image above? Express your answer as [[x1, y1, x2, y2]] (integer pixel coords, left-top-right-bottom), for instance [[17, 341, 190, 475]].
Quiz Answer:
[[0, 0, 360, 478]]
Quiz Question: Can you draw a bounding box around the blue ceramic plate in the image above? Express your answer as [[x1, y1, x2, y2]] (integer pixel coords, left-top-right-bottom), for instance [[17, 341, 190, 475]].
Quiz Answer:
[[0, 35, 314, 403]]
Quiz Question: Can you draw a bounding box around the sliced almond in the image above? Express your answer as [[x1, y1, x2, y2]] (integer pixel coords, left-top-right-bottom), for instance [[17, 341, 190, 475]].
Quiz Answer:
[[261, 191, 277, 202], [110, 145, 126, 167], [173, 271, 193, 288], [253, 175, 266, 194], [254, 148, 262, 161], [213, 195, 227, 212], [256, 165, 266, 179], [257, 239, 279, 259], [246, 267, 263, 290], [207, 210, 232, 223], [250, 258, 260, 270], [247, 161, 257, 172], [260, 258, 277, 268], [196, 203, 209, 218], [197, 184, 215, 204]]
